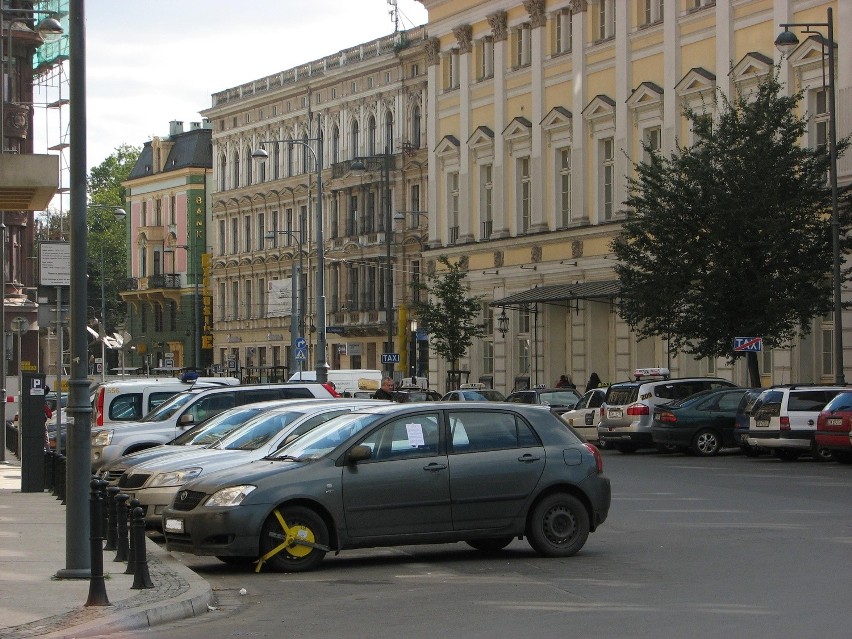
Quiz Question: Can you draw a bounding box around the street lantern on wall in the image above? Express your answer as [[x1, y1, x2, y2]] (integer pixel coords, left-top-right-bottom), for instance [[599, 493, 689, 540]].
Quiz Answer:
[[497, 308, 509, 337]]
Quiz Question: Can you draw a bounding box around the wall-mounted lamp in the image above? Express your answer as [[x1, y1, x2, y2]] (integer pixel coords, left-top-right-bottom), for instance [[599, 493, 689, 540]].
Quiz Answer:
[[497, 307, 509, 337]]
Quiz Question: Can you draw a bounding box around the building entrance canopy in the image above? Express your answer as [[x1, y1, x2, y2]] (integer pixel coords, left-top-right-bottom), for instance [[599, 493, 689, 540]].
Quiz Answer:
[[490, 280, 620, 309]]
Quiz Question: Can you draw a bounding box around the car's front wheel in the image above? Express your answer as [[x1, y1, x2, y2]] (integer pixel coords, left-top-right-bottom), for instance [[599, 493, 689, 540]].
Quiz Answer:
[[258, 506, 329, 573], [526, 493, 590, 558], [692, 429, 722, 456]]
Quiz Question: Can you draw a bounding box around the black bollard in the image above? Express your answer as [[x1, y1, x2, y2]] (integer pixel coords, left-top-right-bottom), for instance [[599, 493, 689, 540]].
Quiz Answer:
[[113, 494, 130, 562], [85, 479, 111, 606], [55, 454, 67, 502], [125, 498, 141, 575], [104, 487, 120, 551], [130, 507, 154, 589]]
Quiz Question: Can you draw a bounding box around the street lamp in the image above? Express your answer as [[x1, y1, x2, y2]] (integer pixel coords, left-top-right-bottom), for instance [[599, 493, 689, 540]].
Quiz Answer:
[[351, 151, 394, 376], [776, 8, 844, 384], [252, 125, 327, 383], [163, 243, 200, 371], [409, 318, 418, 377], [497, 308, 509, 337], [263, 230, 305, 376]]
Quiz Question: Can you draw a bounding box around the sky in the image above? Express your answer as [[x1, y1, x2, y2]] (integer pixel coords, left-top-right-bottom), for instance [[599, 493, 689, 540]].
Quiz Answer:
[[36, 0, 429, 184]]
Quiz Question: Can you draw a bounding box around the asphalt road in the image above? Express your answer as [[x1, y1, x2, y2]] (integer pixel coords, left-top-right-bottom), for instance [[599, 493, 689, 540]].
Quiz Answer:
[[105, 450, 852, 639]]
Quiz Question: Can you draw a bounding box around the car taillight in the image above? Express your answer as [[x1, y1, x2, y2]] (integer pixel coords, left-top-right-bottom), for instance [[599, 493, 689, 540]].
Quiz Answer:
[[95, 388, 104, 426], [322, 383, 341, 398], [599, 406, 605, 418], [780, 416, 790, 431], [658, 411, 677, 423], [626, 403, 650, 416], [583, 442, 604, 473]]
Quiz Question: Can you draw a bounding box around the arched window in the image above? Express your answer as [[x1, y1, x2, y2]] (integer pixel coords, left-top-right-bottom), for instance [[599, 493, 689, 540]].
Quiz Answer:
[[244, 145, 253, 184], [232, 150, 240, 188], [287, 139, 294, 177], [384, 111, 394, 153], [367, 115, 377, 156], [301, 132, 309, 173], [272, 144, 280, 180], [331, 125, 340, 164], [412, 106, 421, 148], [219, 153, 227, 190], [351, 120, 359, 159]]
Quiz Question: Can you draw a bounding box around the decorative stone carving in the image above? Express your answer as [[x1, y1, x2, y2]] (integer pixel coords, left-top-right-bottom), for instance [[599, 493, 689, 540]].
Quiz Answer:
[[531, 245, 542, 263], [494, 251, 504, 268], [426, 259, 436, 276], [523, 0, 546, 28], [3, 104, 29, 140], [571, 240, 583, 259], [425, 38, 441, 66], [487, 11, 508, 42], [567, 0, 587, 13], [453, 24, 473, 54]]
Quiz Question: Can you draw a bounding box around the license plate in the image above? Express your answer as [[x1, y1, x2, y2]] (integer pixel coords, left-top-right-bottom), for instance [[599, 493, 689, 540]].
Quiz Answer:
[[827, 418, 843, 426], [756, 419, 770, 428], [164, 518, 184, 533], [607, 408, 623, 419]]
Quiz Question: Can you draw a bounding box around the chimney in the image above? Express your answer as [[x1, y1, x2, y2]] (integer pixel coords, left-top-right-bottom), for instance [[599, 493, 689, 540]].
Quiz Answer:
[[190, 121, 201, 130], [168, 120, 184, 136]]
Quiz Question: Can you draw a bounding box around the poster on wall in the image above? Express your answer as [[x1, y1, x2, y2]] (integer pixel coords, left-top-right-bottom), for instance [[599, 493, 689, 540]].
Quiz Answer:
[[266, 279, 293, 318]]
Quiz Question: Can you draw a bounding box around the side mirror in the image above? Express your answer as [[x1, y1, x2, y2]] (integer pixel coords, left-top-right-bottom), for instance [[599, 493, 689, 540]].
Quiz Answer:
[[178, 414, 195, 426], [346, 444, 372, 464]]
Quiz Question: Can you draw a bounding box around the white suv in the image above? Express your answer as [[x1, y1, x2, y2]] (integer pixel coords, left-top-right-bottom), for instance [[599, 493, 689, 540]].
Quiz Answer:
[[598, 368, 737, 453], [747, 385, 847, 461]]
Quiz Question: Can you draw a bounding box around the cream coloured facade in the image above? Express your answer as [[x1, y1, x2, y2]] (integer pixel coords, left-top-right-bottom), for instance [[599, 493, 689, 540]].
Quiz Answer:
[[416, 0, 852, 392], [202, 28, 429, 379]]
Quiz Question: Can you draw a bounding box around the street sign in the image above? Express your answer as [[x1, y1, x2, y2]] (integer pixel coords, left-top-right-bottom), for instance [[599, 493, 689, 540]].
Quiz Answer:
[[295, 337, 307, 349], [326, 326, 345, 335], [733, 337, 762, 352], [381, 353, 401, 364], [295, 347, 308, 361]]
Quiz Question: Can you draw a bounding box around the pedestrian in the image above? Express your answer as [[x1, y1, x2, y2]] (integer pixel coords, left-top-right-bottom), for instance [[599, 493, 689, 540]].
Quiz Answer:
[[585, 372, 602, 393], [43, 389, 53, 451], [372, 376, 396, 400], [555, 374, 575, 389]]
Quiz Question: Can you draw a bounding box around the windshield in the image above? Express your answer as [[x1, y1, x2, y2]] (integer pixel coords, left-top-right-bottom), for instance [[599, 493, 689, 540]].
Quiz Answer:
[[139, 391, 198, 422], [824, 391, 852, 413], [170, 405, 268, 446], [271, 412, 383, 460], [212, 410, 307, 451]]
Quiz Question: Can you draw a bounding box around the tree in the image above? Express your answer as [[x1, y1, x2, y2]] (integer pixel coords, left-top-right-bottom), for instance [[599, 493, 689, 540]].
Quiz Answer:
[[613, 73, 849, 387], [86, 144, 140, 364], [412, 256, 486, 388]]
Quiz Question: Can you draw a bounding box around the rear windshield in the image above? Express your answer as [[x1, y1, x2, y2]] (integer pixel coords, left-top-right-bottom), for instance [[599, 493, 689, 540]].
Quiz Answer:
[[605, 385, 640, 407], [823, 391, 852, 413], [737, 390, 763, 415], [752, 390, 783, 418]]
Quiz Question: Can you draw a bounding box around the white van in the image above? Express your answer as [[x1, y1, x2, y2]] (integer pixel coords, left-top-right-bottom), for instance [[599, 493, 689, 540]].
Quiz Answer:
[[288, 369, 382, 397], [91, 377, 239, 427]]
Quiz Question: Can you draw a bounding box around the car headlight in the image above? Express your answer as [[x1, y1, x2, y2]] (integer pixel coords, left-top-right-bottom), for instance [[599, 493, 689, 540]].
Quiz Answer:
[[92, 430, 113, 446], [147, 468, 203, 488], [205, 485, 256, 507]]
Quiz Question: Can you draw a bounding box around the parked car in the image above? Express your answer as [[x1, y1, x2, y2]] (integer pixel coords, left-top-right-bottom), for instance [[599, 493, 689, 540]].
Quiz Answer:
[[393, 387, 443, 402], [814, 391, 852, 463], [117, 400, 380, 527], [90, 382, 340, 471], [441, 385, 506, 402], [559, 387, 607, 445], [732, 388, 766, 457], [505, 387, 581, 415], [598, 368, 738, 453], [650, 387, 754, 456], [162, 402, 611, 572], [98, 401, 301, 483], [747, 385, 848, 461]]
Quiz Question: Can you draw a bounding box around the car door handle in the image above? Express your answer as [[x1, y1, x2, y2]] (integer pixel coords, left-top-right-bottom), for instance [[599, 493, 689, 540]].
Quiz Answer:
[[518, 454, 541, 463], [423, 462, 447, 472]]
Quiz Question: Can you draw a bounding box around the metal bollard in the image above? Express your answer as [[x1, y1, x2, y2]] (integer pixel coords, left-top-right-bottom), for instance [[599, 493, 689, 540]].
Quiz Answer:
[[113, 493, 130, 562], [85, 479, 111, 606], [125, 498, 141, 575], [57, 454, 67, 504], [104, 487, 120, 551], [130, 506, 153, 589]]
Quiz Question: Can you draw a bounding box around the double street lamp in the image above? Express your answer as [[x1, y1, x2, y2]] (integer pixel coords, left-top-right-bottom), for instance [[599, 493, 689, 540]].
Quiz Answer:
[[775, 7, 844, 384], [263, 230, 306, 376], [351, 151, 394, 376], [252, 129, 328, 383]]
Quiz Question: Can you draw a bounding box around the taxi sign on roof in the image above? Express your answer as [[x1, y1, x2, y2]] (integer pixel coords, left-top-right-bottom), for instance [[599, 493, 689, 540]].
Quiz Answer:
[[633, 367, 670, 380]]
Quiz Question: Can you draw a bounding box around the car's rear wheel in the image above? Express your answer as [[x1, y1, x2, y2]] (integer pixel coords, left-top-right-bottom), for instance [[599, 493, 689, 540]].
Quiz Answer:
[[811, 443, 834, 462], [692, 429, 721, 456], [526, 493, 589, 558], [258, 506, 328, 573], [774, 449, 800, 462], [616, 443, 639, 454], [466, 537, 514, 553]]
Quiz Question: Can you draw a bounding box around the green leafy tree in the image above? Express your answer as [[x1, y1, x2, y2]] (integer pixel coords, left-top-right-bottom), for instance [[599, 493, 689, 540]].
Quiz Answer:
[[412, 256, 486, 387], [613, 73, 849, 386], [86, 144, 140, 357]]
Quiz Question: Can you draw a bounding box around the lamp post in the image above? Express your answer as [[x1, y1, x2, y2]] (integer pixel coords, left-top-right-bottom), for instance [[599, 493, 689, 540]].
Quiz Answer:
[[776, 8, 844, 385], [351, 151, 394, 376], [163, 243, 200, 370], [409, 318, 418, 377], [263, 230, 305, 376], [252, 124, 327, 383]]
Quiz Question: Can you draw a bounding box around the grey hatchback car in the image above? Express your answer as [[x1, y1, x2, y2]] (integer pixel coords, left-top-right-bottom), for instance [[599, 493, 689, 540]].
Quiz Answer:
[[162, 402, 611, 572]]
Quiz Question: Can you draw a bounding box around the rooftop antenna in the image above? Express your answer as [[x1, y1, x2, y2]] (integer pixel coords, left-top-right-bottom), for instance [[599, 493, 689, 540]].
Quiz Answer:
[[388, 0, 399, 34]]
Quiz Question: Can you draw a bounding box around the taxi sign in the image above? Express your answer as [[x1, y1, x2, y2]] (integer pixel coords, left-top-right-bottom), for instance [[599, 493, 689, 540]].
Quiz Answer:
[[633, 367, 670, 380]]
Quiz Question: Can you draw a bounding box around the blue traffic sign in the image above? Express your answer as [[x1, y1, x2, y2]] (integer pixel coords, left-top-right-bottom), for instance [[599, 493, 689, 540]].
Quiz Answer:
[[295, 337, 307, 349], [381, 353, 401, 364], [295, 348, 308, 361], [733, 337, 762, 352]]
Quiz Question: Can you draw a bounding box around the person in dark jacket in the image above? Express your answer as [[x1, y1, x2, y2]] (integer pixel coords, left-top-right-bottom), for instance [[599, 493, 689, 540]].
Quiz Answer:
[[555, 374, 575, 389], [373, 377, 396, 400], [585, 372, 602, 393]]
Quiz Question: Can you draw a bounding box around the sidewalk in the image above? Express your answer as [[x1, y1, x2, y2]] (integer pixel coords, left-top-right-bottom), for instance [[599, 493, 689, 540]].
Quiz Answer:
[[0, 455, 213, 639]]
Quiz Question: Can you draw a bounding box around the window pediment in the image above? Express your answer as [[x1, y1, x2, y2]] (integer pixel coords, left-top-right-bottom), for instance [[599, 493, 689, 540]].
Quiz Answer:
[[626, 81, 664, 110], [730, 51, 773, 85], [468, 126, 495, 161], [541, 106, 572, 130], [435, 135, 460, 164], [675, 67, 716, 98], [581, 94, 616, 121], [502, 116, 532, 140]]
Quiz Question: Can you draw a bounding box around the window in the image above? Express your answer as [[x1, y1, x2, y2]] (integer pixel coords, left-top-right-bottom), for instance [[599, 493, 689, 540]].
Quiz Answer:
[[244, 145, 253, 184], [601, 137, 615, 220], [477, 37, 494, 80], [513, 24, 531, 68], [814, 89, 829, 151], [558, 149, 571, 226], [448, 412, 537, 452], [411, 106, 422, 148], [257, 213, 265, 249], [245, 279, 253, 319], [409, 184, 421, 228], [331, 125, 340, 164], [822, 313, 834, 378], [258, 278, 266, 317], [517, 338, 531, 381], [358, 413, 441, 460], [554, 9, 572, 55], [232, 150, 240, 188], [480, 164, 493, 238], [596, 0, 615, 41], [351, 120, 360, 158], [688, 0, 713, 10], [411, 63, 419, 77], [231, 218, 239, 253], [519, 157, 531, 232], [367, 115, 376, 156], [244, 216, 252, 252], [272, 144, 280, 180], [482, 340, 494, 375], [448, 172, 460, 244], [169, 195, 176, 225], [218, 282, 226, 320], [443, 49, 460, 90], [385, 111, 394, 154], [218, 153, 227, 190], [644, 126, 661, 163], [412, 260, 421, 304], [218, 220, 226, 255], [231, 281, 239, 320], [639, 0, 664, 27]]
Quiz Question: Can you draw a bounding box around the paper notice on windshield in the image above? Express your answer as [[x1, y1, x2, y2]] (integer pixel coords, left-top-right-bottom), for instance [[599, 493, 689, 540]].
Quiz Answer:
[[406, 422, 425, 447]]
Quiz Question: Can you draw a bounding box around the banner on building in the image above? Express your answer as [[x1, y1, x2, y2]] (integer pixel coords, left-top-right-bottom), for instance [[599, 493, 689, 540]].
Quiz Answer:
[[267, 279, 293, 317]]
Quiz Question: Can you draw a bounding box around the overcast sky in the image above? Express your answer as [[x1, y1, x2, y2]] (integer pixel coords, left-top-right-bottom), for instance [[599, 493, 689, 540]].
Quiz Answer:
[[36, 0, 428, 179]]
